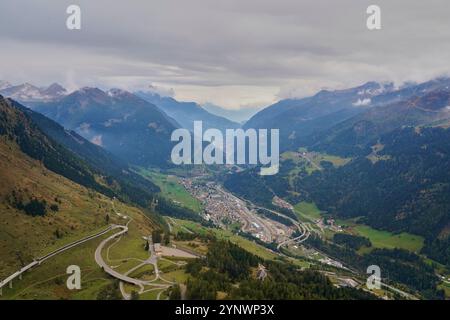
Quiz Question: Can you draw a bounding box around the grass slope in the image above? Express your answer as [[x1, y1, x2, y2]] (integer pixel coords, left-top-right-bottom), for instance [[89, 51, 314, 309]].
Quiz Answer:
[[0, 138, 158, 299], [137, 168, 202, 212]]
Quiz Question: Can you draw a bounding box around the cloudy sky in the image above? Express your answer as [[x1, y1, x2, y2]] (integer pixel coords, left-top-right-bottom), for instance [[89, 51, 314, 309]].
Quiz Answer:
[[1, 0, 450, 109]]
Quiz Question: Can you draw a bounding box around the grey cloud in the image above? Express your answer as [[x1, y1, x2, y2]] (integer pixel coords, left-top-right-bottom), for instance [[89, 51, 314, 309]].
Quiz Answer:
[[1, 0, 450, 108]]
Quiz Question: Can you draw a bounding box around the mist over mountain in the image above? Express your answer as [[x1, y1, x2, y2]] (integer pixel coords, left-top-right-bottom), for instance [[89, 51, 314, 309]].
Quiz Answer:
[[0, 82, 67, 103], [244, 82, 393, 150], [0, 81, 12, 90], [307, 80, 450, 156], [202, 103, 262, 123], [225, 78, 450, 269], [135, 91, 240, 132], [29, 87, 179, 167], [245, 78, 450, 152], [1, 95, 160, 206]]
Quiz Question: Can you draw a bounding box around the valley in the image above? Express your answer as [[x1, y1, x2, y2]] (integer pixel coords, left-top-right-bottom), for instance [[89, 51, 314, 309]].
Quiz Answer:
[[1, 77, 450, 301], [2, 0, 450, 305]]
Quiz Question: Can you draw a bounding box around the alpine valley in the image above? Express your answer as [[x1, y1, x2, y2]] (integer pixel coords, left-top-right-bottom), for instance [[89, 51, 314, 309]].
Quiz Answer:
[[0, 77, 449, 301]]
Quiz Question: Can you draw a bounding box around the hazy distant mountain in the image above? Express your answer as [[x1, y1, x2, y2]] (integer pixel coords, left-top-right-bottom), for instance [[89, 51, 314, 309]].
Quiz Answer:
[[40, 83, 67, 98], [245, 78, 450, 152], [2, 95, 160, 205], [0, 80, 12, 90], [0, 82, 67, 103], [31, 87, 179, 167], [135, 91, 240, 132], [308, 82, 450, 156], [244, 82, 395, 150], [0, 96, 162, 276], [202, 103, 262, 123], [0, 95, 117, 197]]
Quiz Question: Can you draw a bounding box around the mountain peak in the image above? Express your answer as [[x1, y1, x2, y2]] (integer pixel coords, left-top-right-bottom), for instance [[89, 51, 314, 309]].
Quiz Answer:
[[0, 82, 67, 103], [106, 88, 135, 99], [0, 80, 12, 90], [42, 83, 67, 97], [79, 86, 103, 93], [412, 88, 450, 111]]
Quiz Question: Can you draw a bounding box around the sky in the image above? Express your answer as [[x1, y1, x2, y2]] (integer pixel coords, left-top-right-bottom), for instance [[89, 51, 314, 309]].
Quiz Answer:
[[1, 0, 450, 110]]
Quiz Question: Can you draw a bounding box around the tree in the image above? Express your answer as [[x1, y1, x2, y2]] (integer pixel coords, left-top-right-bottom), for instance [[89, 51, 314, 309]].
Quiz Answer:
[[152, 230, 162, 243], [23, 198, 47, 216], [54, 229, 63, 239], [163, 232, 170, 245], [169, 284, 182, 300], [96, 280, 122, 300], [130, 291, 140, 300]]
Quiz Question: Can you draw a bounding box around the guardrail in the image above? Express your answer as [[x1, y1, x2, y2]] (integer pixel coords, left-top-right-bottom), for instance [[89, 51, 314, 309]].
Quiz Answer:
[[0, 225, 114, 293]]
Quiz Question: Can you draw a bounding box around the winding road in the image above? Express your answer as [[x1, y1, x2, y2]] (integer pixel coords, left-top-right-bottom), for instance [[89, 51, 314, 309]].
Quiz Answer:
[[95, 203, 176, 300], [0, 225, 115, 292]]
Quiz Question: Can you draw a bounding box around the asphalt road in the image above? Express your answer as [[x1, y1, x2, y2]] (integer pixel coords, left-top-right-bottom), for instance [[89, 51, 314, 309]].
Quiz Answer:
[[0, 225, 115, 291]]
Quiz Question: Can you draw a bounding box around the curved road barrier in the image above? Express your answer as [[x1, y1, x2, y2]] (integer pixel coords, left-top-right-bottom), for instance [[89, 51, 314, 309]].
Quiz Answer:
[[0, 225, 115, 293]]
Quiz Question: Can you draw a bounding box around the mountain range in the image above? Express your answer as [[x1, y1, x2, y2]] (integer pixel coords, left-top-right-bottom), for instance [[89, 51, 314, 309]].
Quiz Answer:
[[26, 87, 179, 167], [0, 95, 160, 206], [244, 78, 450, 152], [225, 78, 450, 267], [1, 76, 450, 299], [202, 103, 262, 123], [1, 82, 250, 166], [308, 86, 450, 156], [135, 91, 240, 132], [0, 82, 67, 103]]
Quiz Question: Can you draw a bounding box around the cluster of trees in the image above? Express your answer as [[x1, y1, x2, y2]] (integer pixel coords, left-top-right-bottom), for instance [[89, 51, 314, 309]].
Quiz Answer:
[[174, 231, 197, 241], [182, 239, 377, 300], [229, 264, 375, 300], [333, 233, 371, 250], [96, 280, 122, 300], [155, 197, 203, 222], [306, 235, 445, 299], [7, 190, 62, 217], [295, 127, 450, 266], [223, 169, 275, 207], [2, 99, 164, 214], [151, 230, 170, 245], [422, 238, 450, 268], [224, 126, 450, 269]]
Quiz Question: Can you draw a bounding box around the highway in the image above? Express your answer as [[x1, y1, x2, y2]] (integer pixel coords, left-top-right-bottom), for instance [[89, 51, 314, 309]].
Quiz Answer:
[[276, 222, 310, 249], [95, 205, 176, 300], [236, 197, 312, 250], [0, 224, 115, 292]]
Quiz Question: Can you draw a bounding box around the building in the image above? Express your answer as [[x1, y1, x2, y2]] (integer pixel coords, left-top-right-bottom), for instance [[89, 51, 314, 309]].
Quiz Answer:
[[154, 243, 162, 255]]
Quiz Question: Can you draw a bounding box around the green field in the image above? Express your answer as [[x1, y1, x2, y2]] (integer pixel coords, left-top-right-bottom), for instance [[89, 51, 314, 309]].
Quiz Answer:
[[294, 202, 323, 221], [161, 269, 190, 283], [352, 225, 424, 253], [0, 231, 116, 300], [137, 168, 202, 212], [295, 201, 424, 253], [283, 150, 351, 175]]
